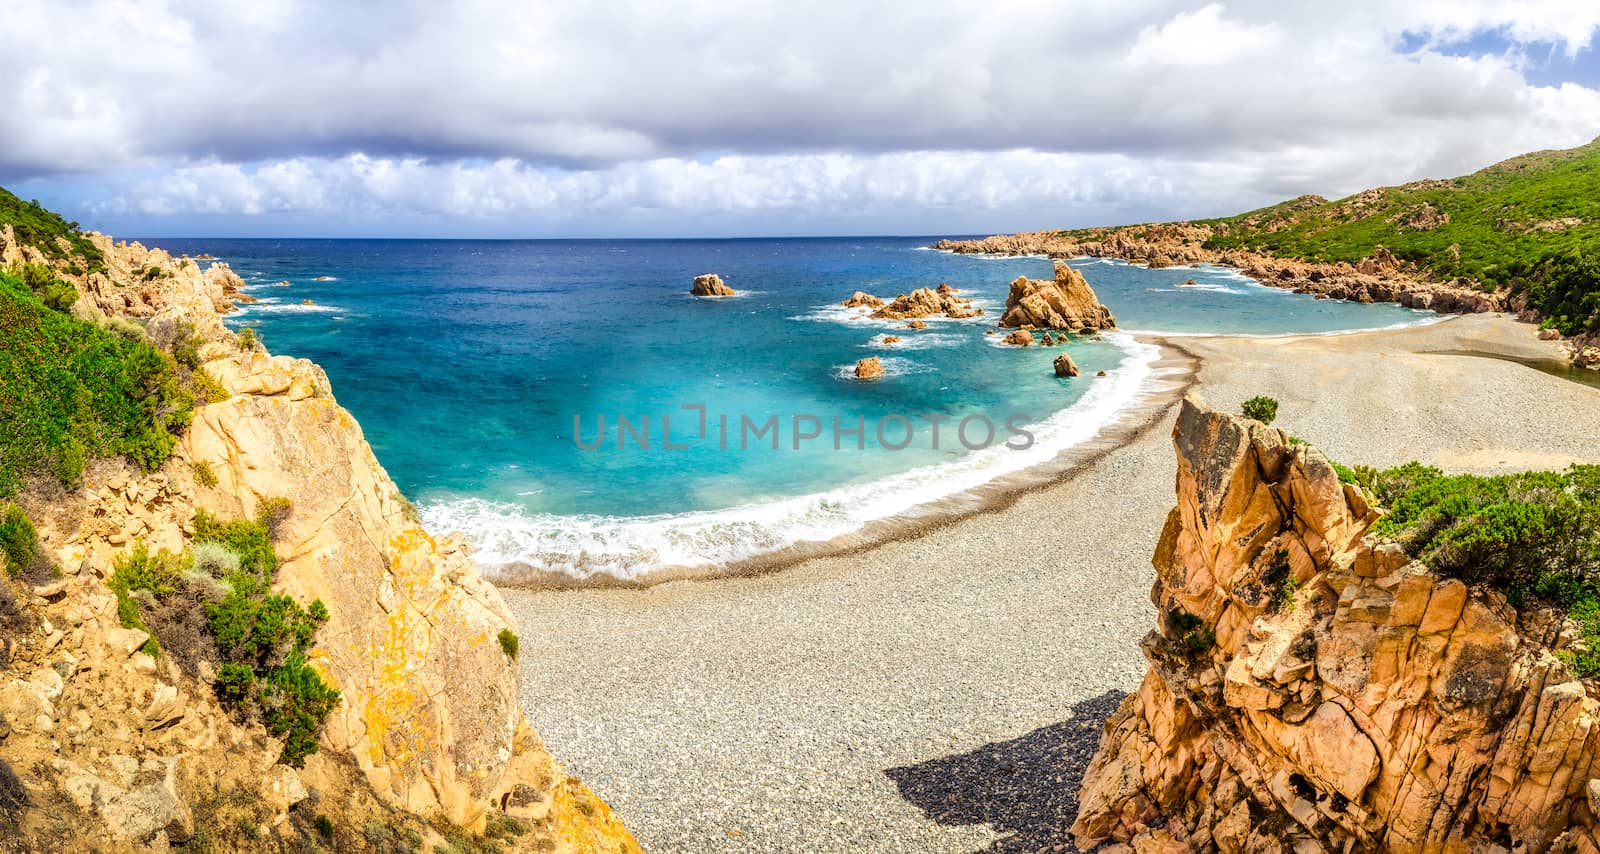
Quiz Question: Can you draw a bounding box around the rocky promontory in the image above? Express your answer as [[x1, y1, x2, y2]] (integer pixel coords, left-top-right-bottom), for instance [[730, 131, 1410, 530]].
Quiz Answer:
[[1072, 396, 1600, 852]]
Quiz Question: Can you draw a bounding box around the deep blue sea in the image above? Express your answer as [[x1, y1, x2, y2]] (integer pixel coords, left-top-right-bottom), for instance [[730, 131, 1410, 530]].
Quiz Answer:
[[150, 237, 1437, 582]]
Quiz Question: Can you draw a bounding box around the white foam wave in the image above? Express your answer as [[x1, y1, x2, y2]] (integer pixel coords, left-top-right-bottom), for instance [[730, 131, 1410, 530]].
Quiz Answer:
[[865, 333, 962, 350], [419, 333, 1162, 583], [790, 300, 999, 329], [1125, 312, 1450, 339], [244, 301, 344, 314]]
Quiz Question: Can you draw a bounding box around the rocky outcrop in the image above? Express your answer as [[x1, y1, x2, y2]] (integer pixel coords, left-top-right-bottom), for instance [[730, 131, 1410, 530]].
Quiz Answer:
[[2, 230, 638, 851], [855, 356, 884, 379], [843, 291, 886, 308], [934, 226, 1505, 318], [1053, 353, 1079, 377], [690, 273, 735, 296], [1003, 330, 1034, 346], [1000, 261, 1116, 331], [1072, 397, 1600, 852], [868, 285, 982, 320]]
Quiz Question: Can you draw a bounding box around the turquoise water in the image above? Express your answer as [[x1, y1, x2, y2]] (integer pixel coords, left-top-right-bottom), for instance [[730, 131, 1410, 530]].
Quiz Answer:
[[152, 238, 1437, 581]]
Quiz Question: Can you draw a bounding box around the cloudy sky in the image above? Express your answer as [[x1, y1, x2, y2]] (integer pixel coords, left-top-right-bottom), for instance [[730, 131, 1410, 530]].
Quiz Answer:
[[4, 1, 1599, 238]]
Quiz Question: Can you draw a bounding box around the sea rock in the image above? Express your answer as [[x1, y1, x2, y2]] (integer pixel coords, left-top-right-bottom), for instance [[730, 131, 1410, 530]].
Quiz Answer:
[[855, 357, 885, 379], [1053, 353, 1079, 377], [1000, 261, 1116, 331], [907, 320, 928, 329], [881, 336, 901, 344], [690, 273, 736, 297], [1003, 330, 1033, 346], [843, 291, 885, 308], [871, 286, 982, 320], [1071, 396, 1600, 852]]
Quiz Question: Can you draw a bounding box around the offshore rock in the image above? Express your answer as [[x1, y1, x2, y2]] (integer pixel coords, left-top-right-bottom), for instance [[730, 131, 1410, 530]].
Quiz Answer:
[[690, 273, 736, 296], [1000, 261, 1116, 331]]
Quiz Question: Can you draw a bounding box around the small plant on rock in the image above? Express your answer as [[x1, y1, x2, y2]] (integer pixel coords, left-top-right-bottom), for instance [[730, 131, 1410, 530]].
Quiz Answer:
[[498, 628, 520, 660], [1241, 395, 1279, 425]]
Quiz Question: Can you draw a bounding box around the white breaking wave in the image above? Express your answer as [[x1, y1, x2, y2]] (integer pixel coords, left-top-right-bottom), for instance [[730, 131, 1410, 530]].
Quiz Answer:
[[243, 301, 344, 314], [864, 333, 962, 350], [1125, 312, 1449, 339], [418, 332, 1163, 583]]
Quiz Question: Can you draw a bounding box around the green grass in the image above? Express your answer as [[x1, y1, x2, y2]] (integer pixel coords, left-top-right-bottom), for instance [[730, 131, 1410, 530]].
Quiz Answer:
[[0, 268, 193, 494], [0, 187, 103, 266]]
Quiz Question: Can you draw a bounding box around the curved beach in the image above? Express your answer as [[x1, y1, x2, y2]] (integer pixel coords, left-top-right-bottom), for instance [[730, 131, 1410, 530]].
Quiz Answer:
[[505, 314, 1600, 852]]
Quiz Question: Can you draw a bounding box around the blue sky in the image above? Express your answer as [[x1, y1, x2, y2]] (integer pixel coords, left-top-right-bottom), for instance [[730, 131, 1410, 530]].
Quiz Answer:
[[4, 1, 1599, 239]]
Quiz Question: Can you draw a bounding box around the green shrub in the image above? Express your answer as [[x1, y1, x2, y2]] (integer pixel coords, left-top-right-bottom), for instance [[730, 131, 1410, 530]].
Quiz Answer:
[[313, 814, 335, 841], [109, 544, 186, 656], [1165, 607, 1215, 653], [192, 460, 219, 488], [235, 327, 258, 351], [0, 503, 52, 579], [194, 506, 281, 576], [498, 628, 519, 660], [0, 268, 193, 494], [1241, 396, 1279, 425]]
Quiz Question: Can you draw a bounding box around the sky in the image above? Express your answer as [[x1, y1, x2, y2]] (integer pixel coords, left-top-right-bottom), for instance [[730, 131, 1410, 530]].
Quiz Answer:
[[3, 1, 1599, 239]]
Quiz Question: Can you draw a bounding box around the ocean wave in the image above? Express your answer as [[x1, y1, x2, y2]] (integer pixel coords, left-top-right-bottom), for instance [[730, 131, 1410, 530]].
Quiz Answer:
[[242, 301, 345, 314], [790, 301, 999, 328], [864, 333, 962, 350], [418, 333, 1162, 583]]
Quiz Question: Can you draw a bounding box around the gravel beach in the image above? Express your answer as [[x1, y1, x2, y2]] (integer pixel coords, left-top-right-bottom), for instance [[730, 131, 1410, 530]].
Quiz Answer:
[[504, 314, 1600, 853]]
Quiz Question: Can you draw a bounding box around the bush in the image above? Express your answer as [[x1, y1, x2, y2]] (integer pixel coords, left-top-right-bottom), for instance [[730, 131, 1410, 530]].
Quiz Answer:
[[0, 268, 193, 494], [0, 503, 54, 580], [1165, 607, 1214, 653], [498, 628, 519, 660], [235, 327, 258, 351], [109, 544, 186, 656], [1241, 396, 1279, 425], [1358, 461, 1600, 674], [193, 460, 219, 488]]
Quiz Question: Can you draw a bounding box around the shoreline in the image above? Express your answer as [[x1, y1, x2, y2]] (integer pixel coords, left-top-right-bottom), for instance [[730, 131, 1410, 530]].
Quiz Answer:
[[503, 312, 1600, 853], [491, 337, 1199, 591]]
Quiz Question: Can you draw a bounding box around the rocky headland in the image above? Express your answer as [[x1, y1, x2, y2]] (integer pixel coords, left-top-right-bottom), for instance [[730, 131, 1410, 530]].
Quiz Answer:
[[0, 226, 638, 852], [1073, 396, 1600, 852]]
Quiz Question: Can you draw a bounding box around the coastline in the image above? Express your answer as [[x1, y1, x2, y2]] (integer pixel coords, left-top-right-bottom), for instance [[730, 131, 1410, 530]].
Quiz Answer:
[[503, 312, 1600, 852]]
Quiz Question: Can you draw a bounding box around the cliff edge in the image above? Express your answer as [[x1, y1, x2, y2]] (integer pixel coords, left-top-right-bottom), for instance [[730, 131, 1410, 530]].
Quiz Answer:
[[0, 225, 638, 852], [1072, 397, 1600, 851]]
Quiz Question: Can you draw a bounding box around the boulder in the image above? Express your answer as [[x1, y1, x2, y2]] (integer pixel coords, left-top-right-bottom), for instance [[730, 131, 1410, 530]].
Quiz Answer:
[[871, 286, 981, 320], [690, 273, 735, 297], [906, 321, 928, 330], [854, 357, 884, 380], [1053, 353, 1079, 377], [842, 291, 885, 308], [881, 336, 901, 345], [1003, 330, 1033, 347], [1538, 328, 1563, 341], [1000, 261, 1116, 331]]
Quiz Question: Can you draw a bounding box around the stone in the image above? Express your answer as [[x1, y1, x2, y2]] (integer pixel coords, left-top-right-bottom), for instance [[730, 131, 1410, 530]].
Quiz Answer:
[[1053, 352, 1080, 377], [145, 683, 185, 730], [1538, 328, 1562, 341], [690, 273, 735, 297], [1000, 261, 1117, 330], [100, 760, 193, 843], [106, 627, 151, 658], [262, 765, 308, 813], [870, 286, 981, 320], [881, 336, 901, 344], [1003, 330, 1033, 346], [842, 291, 885, 308], [854, 357, 884, 380], [1071, 396, 1600, 852]]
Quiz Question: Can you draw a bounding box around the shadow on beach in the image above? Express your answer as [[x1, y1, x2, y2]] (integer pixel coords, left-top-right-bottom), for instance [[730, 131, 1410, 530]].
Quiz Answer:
[[884, 690, 1127, 853]]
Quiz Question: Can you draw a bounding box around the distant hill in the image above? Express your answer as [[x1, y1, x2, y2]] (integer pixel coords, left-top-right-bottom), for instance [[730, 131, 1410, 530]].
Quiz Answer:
[[943, 138, 1600, 341]]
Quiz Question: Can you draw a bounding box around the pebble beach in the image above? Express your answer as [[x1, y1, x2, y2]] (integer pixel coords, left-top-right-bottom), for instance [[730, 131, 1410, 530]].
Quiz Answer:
[[505, 314, 1600, 852]]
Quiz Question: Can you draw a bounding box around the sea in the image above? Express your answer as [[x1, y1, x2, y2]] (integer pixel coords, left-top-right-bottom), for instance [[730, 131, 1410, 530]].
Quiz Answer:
[[148, 237, 1440, 584]]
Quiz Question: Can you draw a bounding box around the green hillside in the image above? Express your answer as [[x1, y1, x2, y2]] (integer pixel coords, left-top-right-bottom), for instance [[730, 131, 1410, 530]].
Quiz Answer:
[[1194, 138, 1600, 334]]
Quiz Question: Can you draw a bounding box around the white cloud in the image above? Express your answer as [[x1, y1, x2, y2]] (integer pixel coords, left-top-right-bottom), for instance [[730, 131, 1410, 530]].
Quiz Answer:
[[3, 0, 1598, 234]]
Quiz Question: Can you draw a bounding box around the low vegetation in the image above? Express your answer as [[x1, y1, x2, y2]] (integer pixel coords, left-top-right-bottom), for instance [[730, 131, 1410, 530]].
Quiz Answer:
[[0, 503, 55, 580], [1345, 461, 1600, 675], [498, 628, 519, 660], [111, 502, 340, 766], [0, 267, 194, 494], [0, 187, 104, 266], [1241, 395, 1279, 425]]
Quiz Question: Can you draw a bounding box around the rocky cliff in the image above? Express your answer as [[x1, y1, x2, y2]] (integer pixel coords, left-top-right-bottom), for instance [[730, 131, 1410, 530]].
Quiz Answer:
[[0, 227, 638, 852], [1072, 397, 1600, 852]]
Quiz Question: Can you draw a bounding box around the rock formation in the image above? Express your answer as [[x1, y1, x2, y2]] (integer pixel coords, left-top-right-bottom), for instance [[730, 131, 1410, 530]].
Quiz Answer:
[[934, 227, 1504, 319], [1053, 353, 1079, 377], [1072, 396, 1600, 852], [0, 226, 639, 851], [1003, 330, 1034, 347], [690, 273, 735, 297], [854, 356, 885, 379], [869, 286, 982, 320], [1000, 261, 1116, 331], [843, 291, 885, 308]]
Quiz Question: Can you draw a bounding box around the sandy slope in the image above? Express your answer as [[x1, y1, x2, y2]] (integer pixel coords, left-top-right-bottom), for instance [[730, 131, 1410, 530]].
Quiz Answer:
[[506, 314, 1600, 853]]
